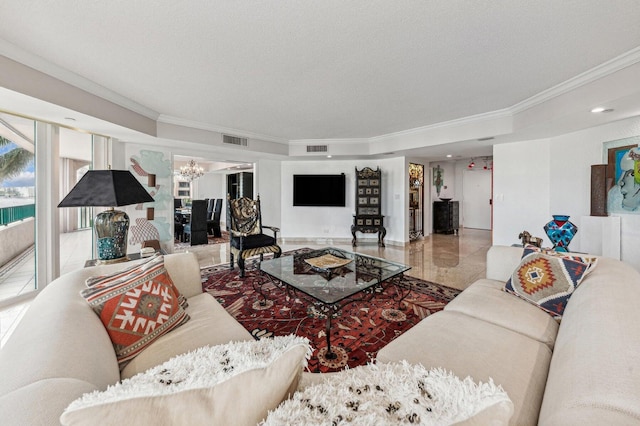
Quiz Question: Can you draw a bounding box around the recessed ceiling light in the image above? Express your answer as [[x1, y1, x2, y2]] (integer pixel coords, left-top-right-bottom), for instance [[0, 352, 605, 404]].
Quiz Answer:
[[327, 155, 332, 158], [591, 107, 614, 113], [446, 154, 452, 158]]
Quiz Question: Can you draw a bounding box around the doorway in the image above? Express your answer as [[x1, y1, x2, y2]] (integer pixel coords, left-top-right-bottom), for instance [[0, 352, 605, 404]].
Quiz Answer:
[[462, 169, 492, 230], [408, 163, 424, 240]]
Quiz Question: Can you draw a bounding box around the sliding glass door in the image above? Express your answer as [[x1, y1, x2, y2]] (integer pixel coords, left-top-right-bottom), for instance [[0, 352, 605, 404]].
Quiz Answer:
[[0, 111, 98, 307], [0, 112, 36, 303], [58, 128, 93, 274]]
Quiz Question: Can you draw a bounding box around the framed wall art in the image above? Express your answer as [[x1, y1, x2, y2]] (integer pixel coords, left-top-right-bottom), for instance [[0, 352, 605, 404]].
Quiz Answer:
[[603, 136, 640, 214]]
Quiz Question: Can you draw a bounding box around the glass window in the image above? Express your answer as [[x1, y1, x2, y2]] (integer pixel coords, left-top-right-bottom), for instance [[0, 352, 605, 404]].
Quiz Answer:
[[0, 113, 36, 302], [59, 127, 92, 274]]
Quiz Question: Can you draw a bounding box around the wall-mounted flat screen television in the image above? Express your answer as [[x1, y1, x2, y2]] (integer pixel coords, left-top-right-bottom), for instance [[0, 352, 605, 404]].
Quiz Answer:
[[293, 174, 346, 207]]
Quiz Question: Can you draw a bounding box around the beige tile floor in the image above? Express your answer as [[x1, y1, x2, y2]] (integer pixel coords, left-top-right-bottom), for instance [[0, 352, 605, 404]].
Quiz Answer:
[[176, 228, 492, 291], [0, 227, 491, 347]]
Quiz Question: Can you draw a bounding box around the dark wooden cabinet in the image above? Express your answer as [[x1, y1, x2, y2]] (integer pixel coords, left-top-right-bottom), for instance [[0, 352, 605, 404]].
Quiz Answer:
[[433, 200, 459, 234], [351, 167, 386, 246], [226, 172, 253, 231], [227, 172, 253, 199]]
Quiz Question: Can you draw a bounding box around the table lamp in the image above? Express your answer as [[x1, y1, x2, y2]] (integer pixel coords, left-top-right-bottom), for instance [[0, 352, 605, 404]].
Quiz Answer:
[[58, 169, 154, 263]]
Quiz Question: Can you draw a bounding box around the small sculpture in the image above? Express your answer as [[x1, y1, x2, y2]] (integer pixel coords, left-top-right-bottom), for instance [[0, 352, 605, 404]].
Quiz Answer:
[[518, 230, 543, 248]]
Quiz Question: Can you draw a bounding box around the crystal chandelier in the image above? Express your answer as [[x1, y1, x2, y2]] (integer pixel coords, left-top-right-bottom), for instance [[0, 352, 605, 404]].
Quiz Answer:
[[179, 159, 205, 181]]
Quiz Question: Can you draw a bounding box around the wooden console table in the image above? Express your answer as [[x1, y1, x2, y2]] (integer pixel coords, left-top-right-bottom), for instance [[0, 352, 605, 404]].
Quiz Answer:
[[351, 215, 386, 247]]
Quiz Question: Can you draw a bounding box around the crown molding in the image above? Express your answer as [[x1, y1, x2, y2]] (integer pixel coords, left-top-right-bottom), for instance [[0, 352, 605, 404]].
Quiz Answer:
[[3, 39, 639, 153], [370, 108, 513, 142], [0, 39, 160, 121], [511, 46, 640, 114], [157, 114, 288, 144]]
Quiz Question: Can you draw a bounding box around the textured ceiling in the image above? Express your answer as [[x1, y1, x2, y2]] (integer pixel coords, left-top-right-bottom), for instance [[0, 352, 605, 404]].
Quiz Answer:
[[1, 0, 640, 142]]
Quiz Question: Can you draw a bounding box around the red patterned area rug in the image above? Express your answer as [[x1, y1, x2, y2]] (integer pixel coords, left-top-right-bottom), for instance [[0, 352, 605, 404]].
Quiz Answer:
[[200, 250, 461, 373]]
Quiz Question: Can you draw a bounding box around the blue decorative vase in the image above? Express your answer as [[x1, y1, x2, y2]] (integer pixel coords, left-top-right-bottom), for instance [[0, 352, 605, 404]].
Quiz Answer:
[[543, 215, 577, 252]]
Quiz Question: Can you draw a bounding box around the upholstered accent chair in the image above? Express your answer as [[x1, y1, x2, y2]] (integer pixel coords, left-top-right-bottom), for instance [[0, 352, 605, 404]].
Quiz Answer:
[[227, 194, 281, 277], [207, 198, 223, 237], [184, 199, 208, 245], [206, 198, 214, 222], [174, 213, 186, 242]]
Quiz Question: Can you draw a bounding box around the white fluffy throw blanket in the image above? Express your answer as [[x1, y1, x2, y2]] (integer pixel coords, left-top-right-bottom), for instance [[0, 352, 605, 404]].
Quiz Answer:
[[66, 335, 311, 411], [262, 361, 513, 425]]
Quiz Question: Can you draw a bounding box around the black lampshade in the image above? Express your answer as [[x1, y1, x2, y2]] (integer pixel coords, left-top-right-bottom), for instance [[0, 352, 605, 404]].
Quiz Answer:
[[58, 170, 154, 208], [58, 170, 155, 262]]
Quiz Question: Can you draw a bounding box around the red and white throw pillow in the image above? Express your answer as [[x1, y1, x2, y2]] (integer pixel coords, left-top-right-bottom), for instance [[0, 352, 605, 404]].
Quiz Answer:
[[82, 256, 190, 369], [86, 254, 188, 309]]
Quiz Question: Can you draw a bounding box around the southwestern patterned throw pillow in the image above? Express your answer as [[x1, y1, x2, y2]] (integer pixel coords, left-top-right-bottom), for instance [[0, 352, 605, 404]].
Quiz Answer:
[[82, 256, 190, 369], [86, 254, 188, 310], [522, 244, 599, 266], [504, 246, 597, 319]]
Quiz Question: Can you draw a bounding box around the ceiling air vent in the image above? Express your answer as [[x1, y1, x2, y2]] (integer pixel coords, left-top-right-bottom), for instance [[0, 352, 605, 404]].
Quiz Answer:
[[306, 145, 328, 153], [223, 135, 248, 147]]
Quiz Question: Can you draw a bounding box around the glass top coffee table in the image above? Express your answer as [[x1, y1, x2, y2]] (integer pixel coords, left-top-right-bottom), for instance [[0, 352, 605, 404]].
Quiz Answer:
[[259, 247, 411, 361]]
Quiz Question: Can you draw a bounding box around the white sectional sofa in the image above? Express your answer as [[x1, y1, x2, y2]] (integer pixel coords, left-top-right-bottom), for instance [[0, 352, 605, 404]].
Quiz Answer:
[[1, 246, 639, 425], [378, 245, 640, 425], [0, 253, 254, 425]]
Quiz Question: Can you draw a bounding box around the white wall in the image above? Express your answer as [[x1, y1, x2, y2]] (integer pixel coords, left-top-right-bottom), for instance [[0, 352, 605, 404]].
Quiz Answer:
[[193, 173, 226, 201], [493, 115, 640, 270], [493, 139, 551, 247], [59, 128, 91, 161], [122, 144, 174, 254], [256, 159, 282, 229], [429, 161, 456, 201], [280, 157, 407, 245]]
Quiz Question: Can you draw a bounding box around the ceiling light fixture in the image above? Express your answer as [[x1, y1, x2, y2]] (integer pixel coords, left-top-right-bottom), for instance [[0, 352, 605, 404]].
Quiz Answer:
[[482, 157, 489, 170], [591, 107, 614, 113], [446, 154, 452, 158], [327, 155, 332, 158], [179, 159, 205, 181]]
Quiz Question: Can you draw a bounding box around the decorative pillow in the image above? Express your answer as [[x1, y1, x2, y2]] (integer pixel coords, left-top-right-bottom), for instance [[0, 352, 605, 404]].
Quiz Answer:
[[262, 361, 513, 425], [86, 254, 188, 309], [60, 336, 311, 426], [81, 256, 190, 369], [523, 244, 599, 266], [503, 246, 597, 319]]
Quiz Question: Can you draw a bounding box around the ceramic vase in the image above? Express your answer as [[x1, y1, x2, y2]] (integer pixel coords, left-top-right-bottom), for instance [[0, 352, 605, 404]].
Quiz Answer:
[[543, 215, 578, 252]]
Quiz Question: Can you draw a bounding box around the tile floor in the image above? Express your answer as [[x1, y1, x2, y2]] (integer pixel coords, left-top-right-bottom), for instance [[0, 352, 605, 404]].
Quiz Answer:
[[176, 228, 492, 290], [0, 227, 491, 347]]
